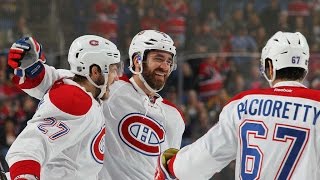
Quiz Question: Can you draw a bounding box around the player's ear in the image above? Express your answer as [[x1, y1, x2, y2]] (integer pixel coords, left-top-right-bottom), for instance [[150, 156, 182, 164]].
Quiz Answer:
[[133, 54, 142, 72], [89, 65, 101, 78], [265, 59, 273, 79]]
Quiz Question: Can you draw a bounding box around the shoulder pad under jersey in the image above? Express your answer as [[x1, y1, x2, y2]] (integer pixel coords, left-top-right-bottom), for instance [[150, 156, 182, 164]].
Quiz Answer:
[[48, 81, 92, 116]]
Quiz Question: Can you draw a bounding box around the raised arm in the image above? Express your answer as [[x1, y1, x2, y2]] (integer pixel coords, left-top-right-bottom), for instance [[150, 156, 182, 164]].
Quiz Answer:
[[8, 37, 73, 99]]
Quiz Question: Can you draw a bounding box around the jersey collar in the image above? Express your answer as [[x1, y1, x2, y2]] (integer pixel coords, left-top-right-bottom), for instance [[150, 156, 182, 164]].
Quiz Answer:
[[273, 81, 307, 88], [129, 77, 163, 103]]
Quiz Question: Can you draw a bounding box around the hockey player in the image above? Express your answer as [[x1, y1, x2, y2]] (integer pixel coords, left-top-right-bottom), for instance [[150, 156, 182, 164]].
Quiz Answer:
[[6, 30, 185, 180], [99, 30, 185, 179], [5, 35, 121, 180], [155, 31, 320, 180]]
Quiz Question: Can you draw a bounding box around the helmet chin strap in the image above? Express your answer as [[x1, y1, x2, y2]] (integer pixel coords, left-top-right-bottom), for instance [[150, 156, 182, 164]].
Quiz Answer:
[[85, 73, 109, 99], [262, 68, 276, 87], [138, 73, 164, 93], [131, 56, 172, 94]]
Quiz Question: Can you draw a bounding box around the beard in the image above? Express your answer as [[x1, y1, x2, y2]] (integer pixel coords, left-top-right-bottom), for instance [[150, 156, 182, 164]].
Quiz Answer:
[[142, 63, 168, 90]]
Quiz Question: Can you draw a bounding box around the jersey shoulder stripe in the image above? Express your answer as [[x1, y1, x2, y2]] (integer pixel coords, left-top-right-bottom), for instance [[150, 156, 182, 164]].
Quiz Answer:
[[49, 81, 92, 116], [227, 86, 320, 105]]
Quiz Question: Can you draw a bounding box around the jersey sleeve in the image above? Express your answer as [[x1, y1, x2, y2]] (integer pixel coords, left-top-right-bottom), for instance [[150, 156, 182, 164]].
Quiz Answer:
[[5, 83, 93, 179], [171, 104, 238, 179], [12, 64, 74, 99]]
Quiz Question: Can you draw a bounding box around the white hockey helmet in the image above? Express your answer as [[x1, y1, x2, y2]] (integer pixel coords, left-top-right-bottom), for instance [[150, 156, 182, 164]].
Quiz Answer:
[[68, 35, 121, 98], [68, 35, 120, 76], [128, 30, 177, 73], [260, 31, 309, 84], [128, 30, 176, 92]]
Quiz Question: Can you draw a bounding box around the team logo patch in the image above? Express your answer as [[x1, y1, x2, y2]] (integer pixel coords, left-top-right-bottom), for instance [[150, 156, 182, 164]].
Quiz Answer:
[[89, 40, 99, 46], [118, 113, 165, 156], [91, 126, 105, 164]]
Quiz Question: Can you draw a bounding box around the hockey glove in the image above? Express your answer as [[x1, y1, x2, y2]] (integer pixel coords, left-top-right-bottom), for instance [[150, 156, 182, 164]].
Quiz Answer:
[[154, 148, 179, 180], [8, 37, 46, 78]]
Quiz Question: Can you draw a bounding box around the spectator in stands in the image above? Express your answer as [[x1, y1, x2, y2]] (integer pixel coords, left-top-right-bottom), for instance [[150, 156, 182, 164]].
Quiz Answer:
[[224, 8, 246, 35], [255, 26, 268, 51], [140, 8, 162, 30], [11, 16, 32, 40], [278, 11, 291, 32], [247, 12, 262, 38], [205, 11, 222, 37], [197, 56, 224, 100], [312, 11, 320, 44], [182, 89, 209, 144], [292, 16, 310, 40], [181, 62, 195, 91], [231, 24, 258, 52], [259, 0, 281, 36], [90, 0, 118, 43], [161, 0, 188, 49], [196, 21, 220, 53], [310, 74, 320, 90], [288, 0, 310, 16], [230, 24, 258, 64], [17, 96, 37, 133], [4, 119, 16, 149]]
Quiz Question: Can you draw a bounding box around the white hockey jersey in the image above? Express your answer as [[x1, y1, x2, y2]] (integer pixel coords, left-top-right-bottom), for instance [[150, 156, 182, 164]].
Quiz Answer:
[[98, 76, 185, 180], [170, 81, 320, 180], [12, 64, 185, 180], [6, 77, 105, 180]]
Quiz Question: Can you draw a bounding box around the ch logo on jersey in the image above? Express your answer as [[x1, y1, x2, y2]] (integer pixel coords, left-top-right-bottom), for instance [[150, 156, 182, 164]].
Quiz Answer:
[[91, 126, 105, 164], [118, 113, 165, 156]]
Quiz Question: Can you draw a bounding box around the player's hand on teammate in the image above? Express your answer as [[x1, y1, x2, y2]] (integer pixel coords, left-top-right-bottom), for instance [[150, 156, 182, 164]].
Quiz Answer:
[[8, 37, 46, 78], [154, 148, 179, 180]]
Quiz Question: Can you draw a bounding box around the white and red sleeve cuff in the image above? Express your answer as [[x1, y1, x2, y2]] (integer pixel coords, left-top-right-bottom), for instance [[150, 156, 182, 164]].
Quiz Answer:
[[10, 160, 40, 180]]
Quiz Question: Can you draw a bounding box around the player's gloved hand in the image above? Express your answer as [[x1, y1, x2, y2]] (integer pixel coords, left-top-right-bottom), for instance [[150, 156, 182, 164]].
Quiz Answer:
[[8, 37, 46, 78], [154, 148, 179, 180]]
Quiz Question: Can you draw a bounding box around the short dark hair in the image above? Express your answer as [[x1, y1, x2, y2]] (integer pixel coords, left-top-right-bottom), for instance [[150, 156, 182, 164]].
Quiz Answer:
[[73, 74, 87, 83], [276, 67, 306, 81], [265, 59, 306, 81]]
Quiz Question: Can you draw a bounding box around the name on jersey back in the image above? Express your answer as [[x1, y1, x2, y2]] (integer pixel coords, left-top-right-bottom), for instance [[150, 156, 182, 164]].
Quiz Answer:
[[237, 98, 320, 125]]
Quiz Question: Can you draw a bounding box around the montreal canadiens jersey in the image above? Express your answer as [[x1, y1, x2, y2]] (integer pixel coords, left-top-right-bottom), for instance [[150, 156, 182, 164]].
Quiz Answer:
[[98, 77, 185, 180], [6, 77, 105, 180], [12, 64, 185, 179], [170, 81, 320, 180]]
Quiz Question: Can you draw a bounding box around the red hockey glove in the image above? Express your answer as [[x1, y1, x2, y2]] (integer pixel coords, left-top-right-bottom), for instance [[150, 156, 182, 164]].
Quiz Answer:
[[154, 148, 179, 180], [8, 37, 46, 78]]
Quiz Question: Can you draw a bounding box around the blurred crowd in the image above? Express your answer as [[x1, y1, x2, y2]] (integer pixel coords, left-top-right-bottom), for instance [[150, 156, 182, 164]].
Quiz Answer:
[[1, 0, 320, 178]]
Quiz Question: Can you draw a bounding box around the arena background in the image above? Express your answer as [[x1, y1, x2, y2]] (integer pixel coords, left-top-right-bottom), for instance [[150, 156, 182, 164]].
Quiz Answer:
[[0, 0, 320, 179]]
